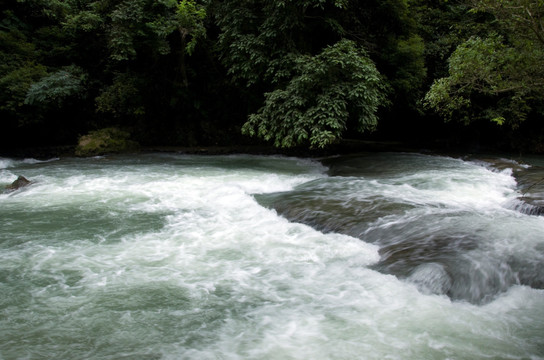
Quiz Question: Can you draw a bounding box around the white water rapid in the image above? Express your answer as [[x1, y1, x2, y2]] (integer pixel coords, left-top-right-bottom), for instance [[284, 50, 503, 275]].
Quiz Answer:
[[0, 153, 543, 359]]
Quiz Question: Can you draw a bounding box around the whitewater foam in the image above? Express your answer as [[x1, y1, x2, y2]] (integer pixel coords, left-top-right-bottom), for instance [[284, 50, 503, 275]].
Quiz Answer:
[[0, 153, 543, 359]]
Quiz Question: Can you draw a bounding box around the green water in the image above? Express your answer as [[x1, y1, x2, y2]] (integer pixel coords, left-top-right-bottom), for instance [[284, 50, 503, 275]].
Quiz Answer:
[[0, 153, 543, 359]]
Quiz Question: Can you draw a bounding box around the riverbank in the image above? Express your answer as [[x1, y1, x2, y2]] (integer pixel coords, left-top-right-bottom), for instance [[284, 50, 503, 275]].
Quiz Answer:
[[0, 138, 478, 160]]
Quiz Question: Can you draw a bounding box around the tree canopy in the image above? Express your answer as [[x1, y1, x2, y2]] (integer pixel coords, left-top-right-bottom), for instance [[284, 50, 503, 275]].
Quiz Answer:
[[425, 0, 544, 128], [242, 39, 387, 148], [1, 0, 544, 152]]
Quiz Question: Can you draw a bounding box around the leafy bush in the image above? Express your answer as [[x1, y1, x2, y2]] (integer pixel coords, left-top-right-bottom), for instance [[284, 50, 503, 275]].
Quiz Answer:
[[24, 65, 86, 107], [242, 39, 388, 148]]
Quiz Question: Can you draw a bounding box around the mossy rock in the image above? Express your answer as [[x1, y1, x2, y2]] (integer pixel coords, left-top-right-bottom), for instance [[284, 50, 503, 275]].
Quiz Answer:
[[75, 127, 139, 157]]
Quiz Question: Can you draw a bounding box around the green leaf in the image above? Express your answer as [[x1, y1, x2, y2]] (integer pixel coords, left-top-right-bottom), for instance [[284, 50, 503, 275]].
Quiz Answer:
[[242, 39, 387, 149]]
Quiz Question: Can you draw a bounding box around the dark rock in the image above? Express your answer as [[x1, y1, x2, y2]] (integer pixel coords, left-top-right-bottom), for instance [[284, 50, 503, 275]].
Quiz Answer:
[[6, 176, 31, 191], [514, 201, 544, 216]]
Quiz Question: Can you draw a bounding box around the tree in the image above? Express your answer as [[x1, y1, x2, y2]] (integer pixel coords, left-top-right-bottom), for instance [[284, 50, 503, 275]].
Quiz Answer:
[[0, 5, 52, 125], [62, 0, 208, 125], [146, 0, 206, 87], [94, 72, 144, 118], [242, 39, 388, 148], [213, 0, 348, 88], [216, 0, 418, 148], [0, 21, 47, 123], [471, 0, 544, 46], [424, 0, 544, 127], [24, 65, 87, 107]]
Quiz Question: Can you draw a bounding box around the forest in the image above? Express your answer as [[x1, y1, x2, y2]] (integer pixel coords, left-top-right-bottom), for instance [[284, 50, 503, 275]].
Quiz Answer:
[[1, 0, 543, 154]]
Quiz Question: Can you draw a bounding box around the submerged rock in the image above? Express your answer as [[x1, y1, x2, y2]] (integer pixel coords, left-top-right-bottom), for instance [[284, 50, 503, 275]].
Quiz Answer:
[[513, 201, 544, 216], [408, 263, 452, 296], [5, 176, 31, 191]]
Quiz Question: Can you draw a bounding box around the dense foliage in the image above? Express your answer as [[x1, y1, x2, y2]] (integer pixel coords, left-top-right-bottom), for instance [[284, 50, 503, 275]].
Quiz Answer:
[[242, 39, 387, 148], [425, 0, 544, 128], [1, 0, 543, 151]]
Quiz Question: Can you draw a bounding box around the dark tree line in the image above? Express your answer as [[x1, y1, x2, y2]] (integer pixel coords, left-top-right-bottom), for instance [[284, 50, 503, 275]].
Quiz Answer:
[[1, 0, 543, 152]]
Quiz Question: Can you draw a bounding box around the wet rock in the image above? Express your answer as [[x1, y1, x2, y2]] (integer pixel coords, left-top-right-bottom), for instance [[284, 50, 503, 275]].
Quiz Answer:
[[408, 263, 452, 296], [514, 202, 544, 216], [5, 176, 31, 191]]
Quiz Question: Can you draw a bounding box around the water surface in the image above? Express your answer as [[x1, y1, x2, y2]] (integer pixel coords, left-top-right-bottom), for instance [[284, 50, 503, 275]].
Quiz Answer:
[[1, 153, 543, 359]]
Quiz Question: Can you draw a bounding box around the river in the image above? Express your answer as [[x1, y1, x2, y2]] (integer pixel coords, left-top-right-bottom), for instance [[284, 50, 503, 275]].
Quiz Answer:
[[0, 152, 543, 359]]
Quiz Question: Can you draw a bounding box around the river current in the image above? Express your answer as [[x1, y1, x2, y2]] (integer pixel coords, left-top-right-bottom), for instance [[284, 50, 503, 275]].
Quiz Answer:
[[0, 152, 543, 359]]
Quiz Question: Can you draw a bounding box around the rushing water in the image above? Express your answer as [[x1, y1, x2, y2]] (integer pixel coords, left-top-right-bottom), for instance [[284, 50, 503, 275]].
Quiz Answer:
[[0, 152, 543, 359]]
